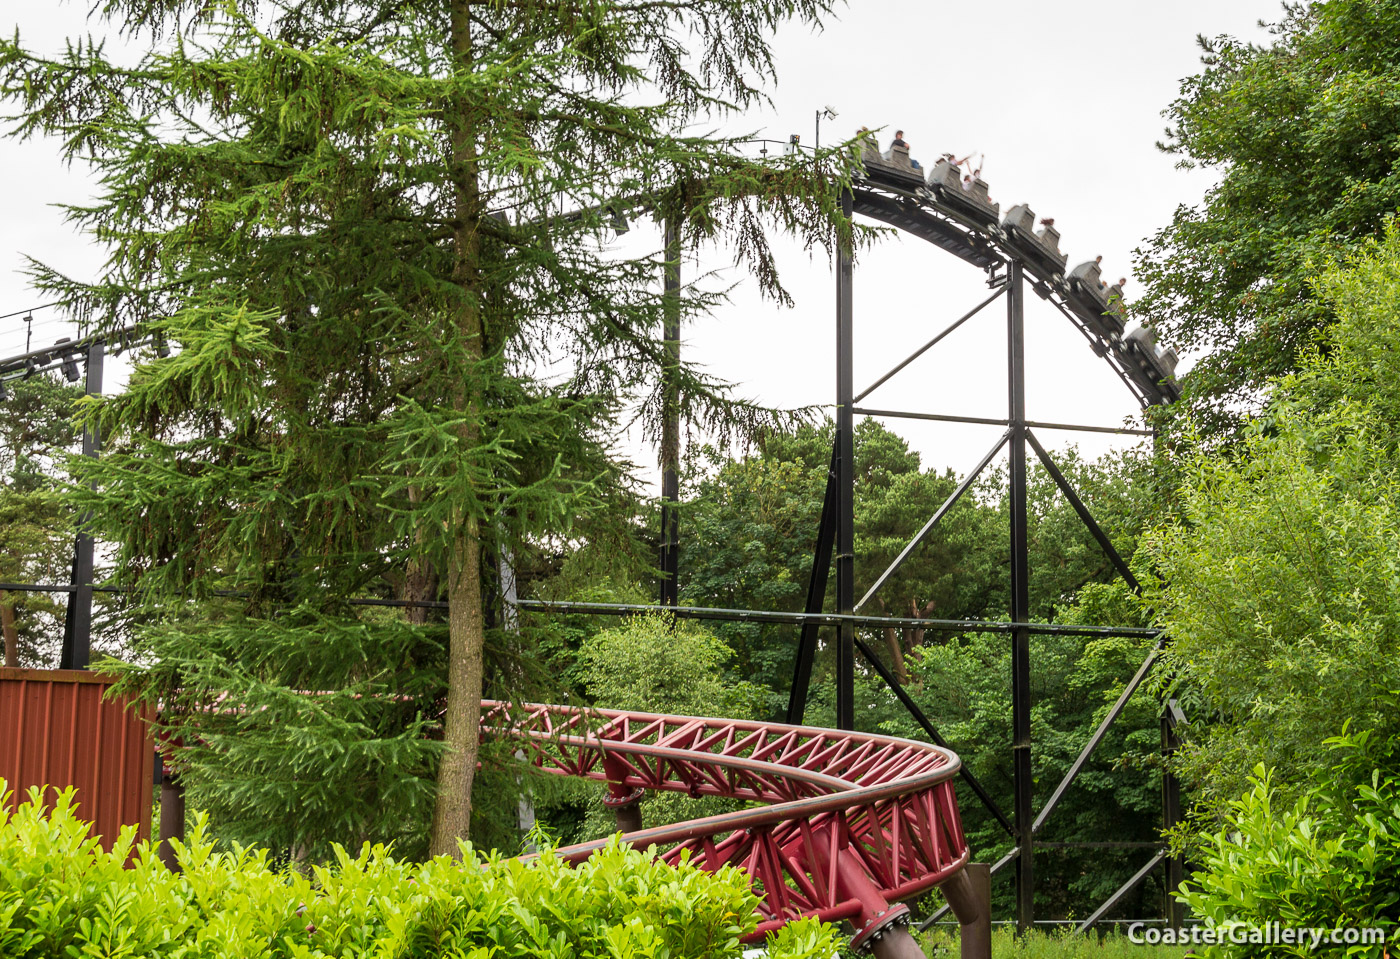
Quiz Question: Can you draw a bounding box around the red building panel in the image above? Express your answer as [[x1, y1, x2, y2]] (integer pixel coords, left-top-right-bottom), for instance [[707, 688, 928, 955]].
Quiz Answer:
[[0, 667, 155, 850]]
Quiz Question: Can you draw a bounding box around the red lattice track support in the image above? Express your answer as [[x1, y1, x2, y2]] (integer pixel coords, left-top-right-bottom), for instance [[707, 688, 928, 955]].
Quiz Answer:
[[482, 702, 977, 956]]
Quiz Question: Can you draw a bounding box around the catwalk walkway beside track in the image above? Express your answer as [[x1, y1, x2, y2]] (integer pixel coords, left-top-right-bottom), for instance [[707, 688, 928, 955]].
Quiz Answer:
[[483, 702, 991, 959]]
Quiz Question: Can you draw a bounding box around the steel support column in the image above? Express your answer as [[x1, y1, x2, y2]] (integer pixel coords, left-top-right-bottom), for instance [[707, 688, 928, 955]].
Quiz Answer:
[[1162, 700, 1185, 928], [158, 766, 186, 872], [941, 863, 993, 959], [659, 218, 681, 607], [785, 442, 839, 725], [60, 338, 104, 670], [835, 188, 855, 731], [918, 848, 1019, 931], [1007, 260, 1034, 933]]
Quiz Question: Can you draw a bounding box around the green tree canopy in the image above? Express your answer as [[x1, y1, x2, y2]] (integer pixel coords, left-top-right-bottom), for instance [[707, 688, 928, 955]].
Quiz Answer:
[[679, 420, 1001, 701], [1145, 225, 1400, 817], [1137, 0, 1400, 436], [680, 419, 1158, 702]]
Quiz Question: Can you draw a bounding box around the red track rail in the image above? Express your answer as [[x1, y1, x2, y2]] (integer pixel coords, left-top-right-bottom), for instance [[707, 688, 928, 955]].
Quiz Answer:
[[482, 702, 969, 948]]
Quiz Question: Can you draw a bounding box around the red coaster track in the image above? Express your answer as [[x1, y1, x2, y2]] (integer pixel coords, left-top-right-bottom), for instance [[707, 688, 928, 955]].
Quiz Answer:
[[482, 702, 987, 959]]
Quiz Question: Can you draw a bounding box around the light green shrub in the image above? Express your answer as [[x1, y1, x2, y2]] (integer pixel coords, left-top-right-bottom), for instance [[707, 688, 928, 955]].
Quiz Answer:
[[1176, 731, 1400, 957], [0, 780, 840, 959]]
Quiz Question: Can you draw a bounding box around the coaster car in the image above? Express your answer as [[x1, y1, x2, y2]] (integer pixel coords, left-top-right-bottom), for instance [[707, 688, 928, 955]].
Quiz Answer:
[[925, 159, 999, 227], [860, 139, 926, 191], [1066, 260, 1126, 342], [1122, 324, 1181, 403], [1001, 204, 1068, 279]]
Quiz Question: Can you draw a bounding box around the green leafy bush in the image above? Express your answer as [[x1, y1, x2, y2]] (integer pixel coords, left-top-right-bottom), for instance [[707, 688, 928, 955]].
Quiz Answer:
[[0, 781, 840, 959], [1145, 226, 1400, 813], [1177, 731, 1400, 957]]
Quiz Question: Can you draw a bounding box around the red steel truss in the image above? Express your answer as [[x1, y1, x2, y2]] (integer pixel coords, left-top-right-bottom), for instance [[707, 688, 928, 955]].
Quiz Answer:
[[481, 702, 971, 951]]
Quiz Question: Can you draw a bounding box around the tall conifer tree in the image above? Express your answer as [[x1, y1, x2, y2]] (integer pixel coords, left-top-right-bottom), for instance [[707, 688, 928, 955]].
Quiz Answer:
[[1, 0, 852, 854]]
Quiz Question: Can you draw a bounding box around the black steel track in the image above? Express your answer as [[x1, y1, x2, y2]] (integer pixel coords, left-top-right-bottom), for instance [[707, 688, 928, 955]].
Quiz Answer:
[[848, 169, 1179, 409]]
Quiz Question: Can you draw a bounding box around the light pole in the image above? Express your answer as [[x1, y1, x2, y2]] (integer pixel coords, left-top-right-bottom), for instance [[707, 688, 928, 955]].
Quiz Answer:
[[815, 105, 838, 151]]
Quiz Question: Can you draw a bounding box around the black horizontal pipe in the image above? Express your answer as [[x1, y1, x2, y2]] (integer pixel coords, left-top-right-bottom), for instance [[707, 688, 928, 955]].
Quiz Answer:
[[511, 599, 1159, 638], [0, 584, 1159, 640], [854, 407, 1152, 437]]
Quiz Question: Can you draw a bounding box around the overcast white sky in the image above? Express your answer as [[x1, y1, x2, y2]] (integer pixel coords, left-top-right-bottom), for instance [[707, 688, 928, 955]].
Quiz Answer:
[[0, 0, 1279, 480]]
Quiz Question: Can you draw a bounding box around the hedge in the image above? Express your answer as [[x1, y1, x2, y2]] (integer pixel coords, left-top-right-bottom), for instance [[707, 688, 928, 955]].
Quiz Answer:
[[0, 781, 839, 959]]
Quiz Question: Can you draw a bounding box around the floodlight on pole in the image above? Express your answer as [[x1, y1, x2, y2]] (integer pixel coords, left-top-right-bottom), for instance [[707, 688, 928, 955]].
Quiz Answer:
[[814, 105, 838, 150], [56, 338, 80, 382]]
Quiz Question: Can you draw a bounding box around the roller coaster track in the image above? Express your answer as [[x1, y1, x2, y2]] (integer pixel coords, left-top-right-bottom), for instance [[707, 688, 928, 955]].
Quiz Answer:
[[845, 149, 1179, 410], [1, 142, 1179, 412], [483, 701, 987, 959]]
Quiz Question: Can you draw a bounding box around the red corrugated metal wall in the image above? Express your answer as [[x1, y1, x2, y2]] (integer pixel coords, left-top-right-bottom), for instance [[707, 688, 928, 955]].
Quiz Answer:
[[0, 668, 155, 850]]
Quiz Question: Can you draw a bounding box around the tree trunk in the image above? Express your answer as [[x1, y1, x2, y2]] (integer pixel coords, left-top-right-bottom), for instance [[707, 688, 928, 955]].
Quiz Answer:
[[431, 521, 485, 855], [900, 598, 936, 691], [1, 591, 18, 668], [876, 596, 910, 685], [883, 625, 907, 686], [429, 0, 486, 857]]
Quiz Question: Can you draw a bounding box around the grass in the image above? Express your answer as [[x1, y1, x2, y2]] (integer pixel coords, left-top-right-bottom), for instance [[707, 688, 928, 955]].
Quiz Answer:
[[917, 926, 1185, 959]]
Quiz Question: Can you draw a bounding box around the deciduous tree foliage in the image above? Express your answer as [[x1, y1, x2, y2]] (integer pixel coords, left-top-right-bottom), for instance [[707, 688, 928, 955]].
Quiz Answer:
[[579, 614, 761, 720], [680, 421, 999, 701], [1145, 226, 1400, 816], [1136, 0, 1400, 436], [0, 0, 853, 856], [680, 420, 1159, 698]]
